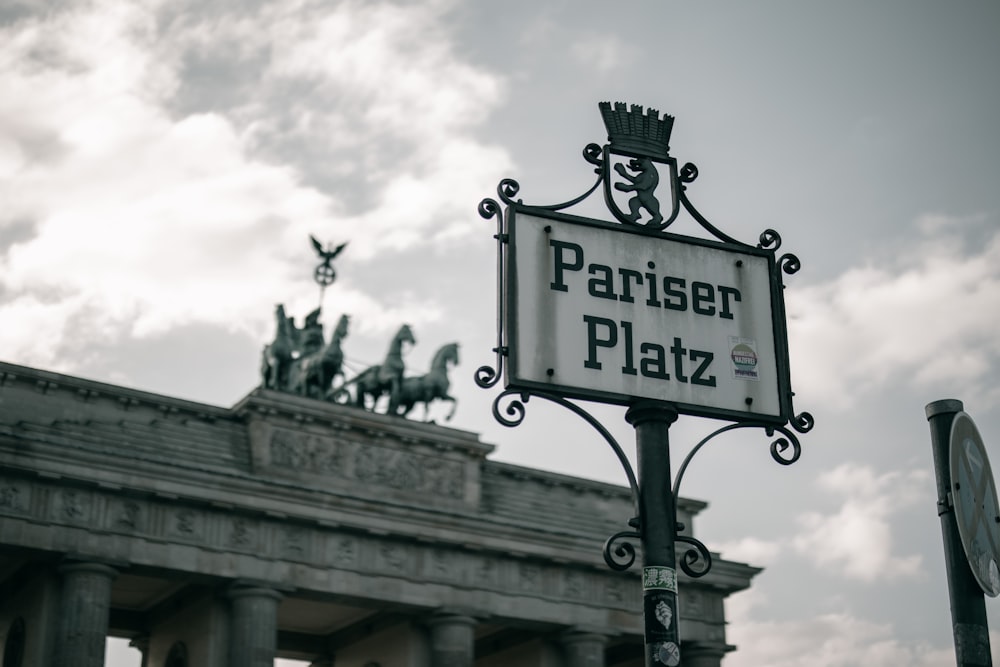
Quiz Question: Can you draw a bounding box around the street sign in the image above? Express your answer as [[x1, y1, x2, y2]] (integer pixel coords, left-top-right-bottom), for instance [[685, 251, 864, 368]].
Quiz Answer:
[[950, 411, 1000, 597], [505, 206, 792, 423], [478, 102, 813, 667]]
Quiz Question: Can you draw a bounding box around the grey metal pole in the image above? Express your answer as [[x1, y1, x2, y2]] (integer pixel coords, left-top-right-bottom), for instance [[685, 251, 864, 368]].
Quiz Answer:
[[626, 400, 681, 667], [925, 399, 993, 666]]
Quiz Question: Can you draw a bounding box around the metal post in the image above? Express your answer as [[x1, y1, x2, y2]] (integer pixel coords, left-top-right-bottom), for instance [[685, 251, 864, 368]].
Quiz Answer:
[[626, 400, 681, 667], [925, 399, 993, 666]]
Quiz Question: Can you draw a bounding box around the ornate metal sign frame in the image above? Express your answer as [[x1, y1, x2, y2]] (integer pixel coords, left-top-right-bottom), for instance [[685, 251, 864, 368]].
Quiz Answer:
[[478, 102, 809, 429]]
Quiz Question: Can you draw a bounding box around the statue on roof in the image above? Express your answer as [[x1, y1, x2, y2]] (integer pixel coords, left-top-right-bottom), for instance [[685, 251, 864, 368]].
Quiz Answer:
[[289, 314, 350, 399], [391, 342, 459, 421], [259, 235, 459, 421], [261, 304, 295, 391], [334, 323, 415, 414], [261, 305, 349, 398]]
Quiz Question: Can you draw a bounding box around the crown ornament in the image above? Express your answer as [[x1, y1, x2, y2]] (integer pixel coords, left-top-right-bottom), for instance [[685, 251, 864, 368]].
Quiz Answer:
[[599, 101, 674, 160]]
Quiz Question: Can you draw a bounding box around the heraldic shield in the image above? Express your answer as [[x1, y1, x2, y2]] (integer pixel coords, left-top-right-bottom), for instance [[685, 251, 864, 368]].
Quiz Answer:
[[599, 102, 680, 230]]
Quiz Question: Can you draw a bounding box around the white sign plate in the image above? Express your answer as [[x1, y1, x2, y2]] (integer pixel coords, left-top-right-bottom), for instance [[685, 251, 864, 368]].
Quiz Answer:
[[505, 208, 790, 421]]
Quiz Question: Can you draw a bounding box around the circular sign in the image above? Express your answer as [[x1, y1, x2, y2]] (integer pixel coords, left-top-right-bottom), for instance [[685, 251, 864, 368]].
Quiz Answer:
[[950, 411, 1000, 597]]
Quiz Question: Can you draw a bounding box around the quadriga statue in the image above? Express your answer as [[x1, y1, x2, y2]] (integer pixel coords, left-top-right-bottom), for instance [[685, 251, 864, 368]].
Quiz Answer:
[[260, 306, 350, 400], [262, 313, 459, 421]]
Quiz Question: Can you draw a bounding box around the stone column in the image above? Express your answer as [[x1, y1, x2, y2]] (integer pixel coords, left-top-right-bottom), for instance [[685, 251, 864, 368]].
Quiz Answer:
[[427, 612, 476, 667], [681, 641, 727, 667], [226, 583, 283, 667], [52, 561, 118, 667], [559, 629, 607, 667]]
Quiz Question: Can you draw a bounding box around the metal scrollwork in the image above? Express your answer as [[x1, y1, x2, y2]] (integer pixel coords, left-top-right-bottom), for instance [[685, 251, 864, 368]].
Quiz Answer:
[[764, 410, 814, 465], [497, 171, 604, 214], [476, 196, 506, 389], [474, 363, 501, 389], [477, 197, 501, 220], [764, 422, 804, 465], [490, 389, 527, 427], [664, 418, 811, 579], [792, 411, 816, 433], [676, 535, 712, 578], [603, 523, 641, 571], [477, 103, 811, 260], [758, 229, 782, 251], [779, 253, 801, 275], [673, 421, 807, 502], [677, 188, 746, 247], [769, 433, 800, 466], [535, 174, 603, 212], [490, 390, 640, 509], [678, 162, 699, 184], [498, 178, 521, 206], [486, 387, 652, 572], [583, 143, 604, 168]]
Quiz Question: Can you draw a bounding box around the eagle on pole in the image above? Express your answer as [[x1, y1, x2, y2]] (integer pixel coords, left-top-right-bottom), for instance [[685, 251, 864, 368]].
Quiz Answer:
[[310, 235, 348, 304]]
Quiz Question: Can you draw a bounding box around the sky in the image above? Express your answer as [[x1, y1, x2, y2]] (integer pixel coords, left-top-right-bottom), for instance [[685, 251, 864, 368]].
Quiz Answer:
[[2, 0, 1000, 665]]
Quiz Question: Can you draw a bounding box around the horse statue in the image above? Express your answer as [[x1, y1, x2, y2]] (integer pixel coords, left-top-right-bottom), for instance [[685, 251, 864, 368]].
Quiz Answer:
[[338, 324, 415, 413], [260, 305, 295, 390], [289, 314, 350, 399], [393, 342, 459, 421]]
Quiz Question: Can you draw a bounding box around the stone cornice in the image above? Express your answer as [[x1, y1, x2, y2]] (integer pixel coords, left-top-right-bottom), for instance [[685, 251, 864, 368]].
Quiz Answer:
[[483, 461, 710, 515], [0, 361, 229, 422]]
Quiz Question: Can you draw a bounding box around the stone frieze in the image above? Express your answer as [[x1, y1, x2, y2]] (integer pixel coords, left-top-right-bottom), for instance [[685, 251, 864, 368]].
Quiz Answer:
[[250, 422, 466, 500], [0, 473, 640, 617]]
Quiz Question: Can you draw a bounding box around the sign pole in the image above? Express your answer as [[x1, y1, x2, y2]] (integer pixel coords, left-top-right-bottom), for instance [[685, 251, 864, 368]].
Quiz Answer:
[[925, 398, 993, 666], [627, 400, 682, 667]]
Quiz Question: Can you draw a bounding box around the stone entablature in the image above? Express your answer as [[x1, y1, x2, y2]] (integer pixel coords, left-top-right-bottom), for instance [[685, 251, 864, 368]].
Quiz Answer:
[[0, 361, 761, 665], [0, 468, 646, 630], [480, 462, 708, 544]]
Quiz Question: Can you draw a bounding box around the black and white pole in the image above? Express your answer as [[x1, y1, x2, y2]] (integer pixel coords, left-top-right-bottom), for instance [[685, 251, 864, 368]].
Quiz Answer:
[[627, 400, 682, 667], [925, 399, 993, 667]]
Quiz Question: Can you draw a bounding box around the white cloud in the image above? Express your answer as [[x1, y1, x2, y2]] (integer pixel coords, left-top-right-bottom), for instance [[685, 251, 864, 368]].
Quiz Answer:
[[724, 590, 953, 667], [239, 0, 511, 258], [0, 0, 510, 374], [714, 535, 782, 566], [916, 211, 987, 234], [792, 463, 928, 581], [714, 463, 928, 581], [570, 35, 636, 74], [787, 217, 1000, 411], [260, 0, 499, 134]]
